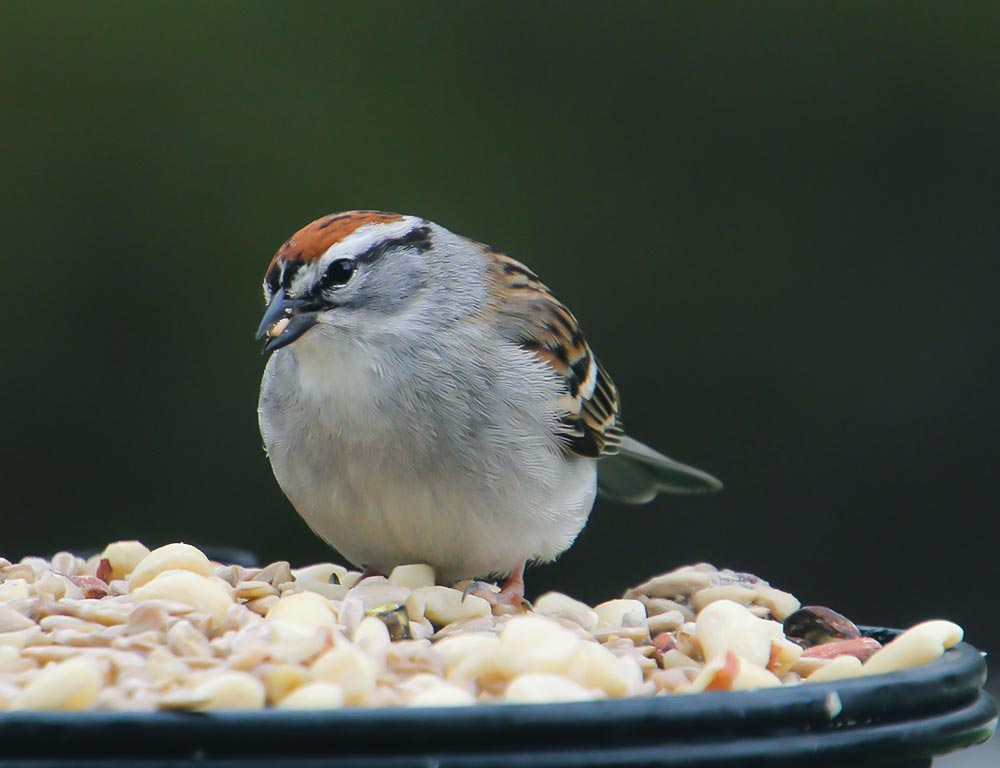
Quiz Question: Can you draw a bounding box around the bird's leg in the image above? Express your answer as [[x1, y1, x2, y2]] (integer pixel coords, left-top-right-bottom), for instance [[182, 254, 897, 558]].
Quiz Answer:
[[496, 563, 526, 605], [460, 562, 530, 613]]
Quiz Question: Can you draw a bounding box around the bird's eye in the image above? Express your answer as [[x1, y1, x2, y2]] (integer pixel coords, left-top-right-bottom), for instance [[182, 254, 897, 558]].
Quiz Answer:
[[320, 259, 356, 290]]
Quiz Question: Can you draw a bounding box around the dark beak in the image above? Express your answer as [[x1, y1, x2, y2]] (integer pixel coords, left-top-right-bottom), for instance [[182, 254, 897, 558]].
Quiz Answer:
[[256, 287, 321, 356]]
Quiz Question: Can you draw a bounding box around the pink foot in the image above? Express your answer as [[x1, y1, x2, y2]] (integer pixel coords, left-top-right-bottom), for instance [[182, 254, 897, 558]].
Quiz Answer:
[[461, 563, 530, 613]]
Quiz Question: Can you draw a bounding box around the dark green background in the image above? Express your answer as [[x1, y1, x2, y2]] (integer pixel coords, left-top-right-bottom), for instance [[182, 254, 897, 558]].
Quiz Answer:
[[2, 0, 997, 685]]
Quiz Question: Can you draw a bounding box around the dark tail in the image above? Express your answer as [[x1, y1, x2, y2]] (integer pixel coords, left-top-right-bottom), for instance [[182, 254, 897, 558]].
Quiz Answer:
[[597, 436, 723, 504]]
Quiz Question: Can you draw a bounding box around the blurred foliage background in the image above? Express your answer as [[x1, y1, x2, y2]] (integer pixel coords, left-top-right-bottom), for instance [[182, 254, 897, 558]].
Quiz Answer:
[[2, 1, 998, 681]]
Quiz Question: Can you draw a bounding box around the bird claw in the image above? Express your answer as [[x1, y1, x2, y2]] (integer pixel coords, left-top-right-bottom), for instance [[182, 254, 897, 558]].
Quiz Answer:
[[460, 581, 488, 603], [459, 574, 531, 614]]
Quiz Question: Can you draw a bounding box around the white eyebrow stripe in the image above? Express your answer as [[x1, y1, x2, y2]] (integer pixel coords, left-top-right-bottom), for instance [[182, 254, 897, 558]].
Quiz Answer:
[[288, 262, 318, 297], [319, 216, 423, 265]]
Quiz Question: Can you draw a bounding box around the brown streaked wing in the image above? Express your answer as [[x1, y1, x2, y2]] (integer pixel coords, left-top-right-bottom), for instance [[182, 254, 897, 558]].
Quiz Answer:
[[485, 248, 624, 459]]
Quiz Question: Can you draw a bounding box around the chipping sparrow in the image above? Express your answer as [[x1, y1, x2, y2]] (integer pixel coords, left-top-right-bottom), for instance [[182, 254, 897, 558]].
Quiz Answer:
[[257, 211, 721, 603]]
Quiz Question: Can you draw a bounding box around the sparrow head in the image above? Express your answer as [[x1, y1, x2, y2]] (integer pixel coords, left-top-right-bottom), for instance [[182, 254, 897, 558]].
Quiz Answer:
[[257, 211, 436, 355]]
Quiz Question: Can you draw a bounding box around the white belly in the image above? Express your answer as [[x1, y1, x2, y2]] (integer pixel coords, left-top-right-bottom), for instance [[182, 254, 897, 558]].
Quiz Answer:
[[258, 330, 597, 582]]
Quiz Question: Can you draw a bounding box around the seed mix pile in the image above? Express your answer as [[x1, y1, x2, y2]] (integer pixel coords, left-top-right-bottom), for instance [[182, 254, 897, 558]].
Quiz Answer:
[[0, 542, 963, 711]]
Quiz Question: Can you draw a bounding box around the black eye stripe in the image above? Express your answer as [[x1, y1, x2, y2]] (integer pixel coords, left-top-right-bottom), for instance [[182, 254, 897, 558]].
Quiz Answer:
[[265, 264, 281, 294], [282, 262, 302, 286], [353, 225, 432, 264]]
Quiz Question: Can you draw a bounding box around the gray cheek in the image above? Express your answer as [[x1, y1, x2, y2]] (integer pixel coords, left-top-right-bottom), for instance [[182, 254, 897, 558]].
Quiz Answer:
[[347, 263, 428, 315]]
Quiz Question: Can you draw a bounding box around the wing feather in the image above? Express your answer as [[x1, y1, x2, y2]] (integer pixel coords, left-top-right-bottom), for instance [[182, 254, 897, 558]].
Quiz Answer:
[[484, 248, 623, 459]]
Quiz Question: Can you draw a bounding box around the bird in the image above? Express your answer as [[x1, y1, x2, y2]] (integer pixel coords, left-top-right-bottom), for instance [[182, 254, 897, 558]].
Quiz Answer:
[[256, 210, 721, 606]]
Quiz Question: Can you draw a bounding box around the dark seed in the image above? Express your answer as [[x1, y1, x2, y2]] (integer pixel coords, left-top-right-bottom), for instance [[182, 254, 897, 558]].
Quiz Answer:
[[367, 604, 412, 641], [784, 606, 861, 648]]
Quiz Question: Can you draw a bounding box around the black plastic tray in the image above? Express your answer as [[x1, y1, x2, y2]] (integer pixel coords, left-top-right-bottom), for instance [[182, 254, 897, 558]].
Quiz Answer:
[[0, 628, 994, 767]]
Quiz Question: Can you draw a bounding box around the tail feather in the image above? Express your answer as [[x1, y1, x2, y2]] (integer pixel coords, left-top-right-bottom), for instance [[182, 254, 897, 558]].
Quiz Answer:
[[597, 436, 722, 504]]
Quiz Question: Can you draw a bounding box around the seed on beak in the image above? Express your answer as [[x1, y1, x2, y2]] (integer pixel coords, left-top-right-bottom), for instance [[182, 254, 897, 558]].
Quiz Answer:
[[268, 317, 291, 339]]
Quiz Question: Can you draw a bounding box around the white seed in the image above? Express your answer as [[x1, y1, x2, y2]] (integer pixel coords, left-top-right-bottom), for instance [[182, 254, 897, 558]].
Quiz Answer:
[[234, 581, 277, 601], [433, 633, 501, 671], [410, 617, 435, 640], [338, 598, 364, 636], [166, 620, 212, 658], [407, 683, 475, 707], [505, 673, 596, 703], [660, 649, 700, 670], [384, 640, 442, 678], [113, 629, 166, 653], [691, 585, 758, 612], [407, 586, 490, 626], [684, 651, 782, 693], [294, 579, 348, 601], [567, 640, 644, 697], [0, 628, 42, 650], [265, 592, 336, 640], [262, 663, 312, 704], [312, 643, 379, 704], [0, 605, 35, 632], [640, 597, 695, 621], [278, 682, 345, 709], [0, 645, 23, 671], [145, 648, 189, 685], [0, 579, 31, 602], [534, 592, 599, 631], [730, 655, 783, 690], [124, 603, 171, 635], [752, 584, 801, 620], [214, 565, 242, 587], [34, 573, 70, 600], [246, 595, 280, 616], [790, 655, 831, 677], [100, 541, 151, 582], [10, 658, 102, 711], [158, 690, 211, 710], [862, 621, 963, 676], [650, 667, 698, 692], [190, 671, 265, 710], [496, 616, 581, 676], [768, 636, 804, 677], [593, 599, 646, 629], [0, 565, 36, 584], [696, 600, 783, 669], [685, 651, 736, 693], [50, 552, 80, 576], [268, 317, 290, 338], [267, 630, 331, 666], [805, 655, 864, 683], [353, 616, 391, 649], [397, 672, 451, 697], [225, 602, 260, 632], [625, 564, 715, 600], [22, 645, 84, 663], [647, 610, 685, 635], [388, 564, 436, 590], [591, 624, 651, 644], [339, 571, 364, 589], [252, 561, 293, 587], [132, 570, 233, 630], [824, 690, 843, 718], [344, 578, 410, 613], [129, 544, 214, 589], [293, 563, 349, 585]]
